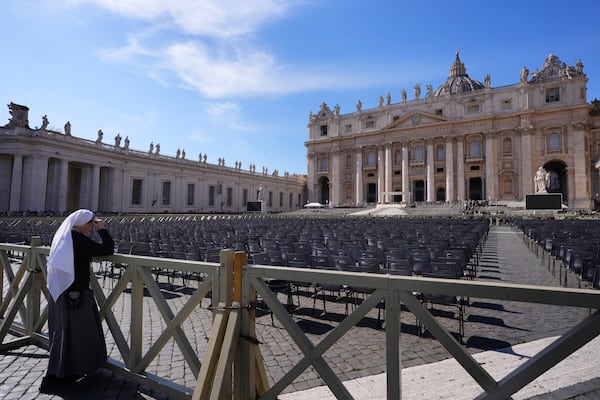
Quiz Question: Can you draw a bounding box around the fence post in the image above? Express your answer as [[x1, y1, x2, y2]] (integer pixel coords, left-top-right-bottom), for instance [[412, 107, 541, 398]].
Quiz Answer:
[[27, 236, 43, 337]]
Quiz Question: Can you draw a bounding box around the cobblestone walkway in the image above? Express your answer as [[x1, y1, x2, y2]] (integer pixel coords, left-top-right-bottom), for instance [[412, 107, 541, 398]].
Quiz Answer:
[[1, 224, 599, 399]]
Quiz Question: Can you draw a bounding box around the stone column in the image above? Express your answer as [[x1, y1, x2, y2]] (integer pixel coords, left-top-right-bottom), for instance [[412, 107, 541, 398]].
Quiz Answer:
[[426, 139, 434, 202], [57, 159, 69, 213], [9, 154, 23, 213], [377, 145, 384, 204], [402, 143, 409, 203], [307, 151, 316, 203], [485, 132, 498, 201], [571, 122, 590, 208], [331, 147, 341, 206], [385, 143, 392, 203], [355, 148, 363, 205], [445, 137, 455, 202], [30, 155, 49, 212], [91, 165, 100, 211], [456, 138, 465, 201], [519, 128, 533, 198]]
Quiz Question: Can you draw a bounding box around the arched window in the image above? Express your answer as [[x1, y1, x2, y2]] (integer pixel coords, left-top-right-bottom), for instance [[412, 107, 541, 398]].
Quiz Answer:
[[367, 150, 377, 167], [469, 138, 481, 157], [548, 132, 561, 152], [413, 145, 424, 162]]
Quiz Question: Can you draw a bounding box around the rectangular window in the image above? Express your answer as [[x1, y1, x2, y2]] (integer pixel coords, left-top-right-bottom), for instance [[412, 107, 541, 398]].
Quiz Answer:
[[131, 179, 143, 205], [279, 192, 283, 207], [365, 120, 375, 129], [187, 183, 195, 206], [345, 124, 352, 133], [162, 181, 171, 206], [208, 185, 215, 206], [436, 147, 445, 161], [394, 151, 402, 165], [289, 193, 293, 208], [268, 191, 273, 207], [226, 187, 232, 206], [320, 125, 328, 136], [435, 109, 443, 116], [545, 87, 560, 103], [467, 104, 480, 114], [548, 133, 562, 152], [242, 189, 248, 206]]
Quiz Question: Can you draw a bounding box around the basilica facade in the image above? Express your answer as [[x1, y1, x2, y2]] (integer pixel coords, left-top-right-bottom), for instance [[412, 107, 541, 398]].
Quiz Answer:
[[0, 104, 306, 215], [305, 53, 600, 210]]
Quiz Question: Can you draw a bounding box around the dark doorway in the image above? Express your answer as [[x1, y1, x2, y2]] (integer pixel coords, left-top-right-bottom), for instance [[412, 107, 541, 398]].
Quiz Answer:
[[414, 180, 425, 202], [318, 177, 329, 205], [543, 161, 568, 203], [468, 177, 483, 200], [436, 187, 446, 202], [366, 183, 377, 203]]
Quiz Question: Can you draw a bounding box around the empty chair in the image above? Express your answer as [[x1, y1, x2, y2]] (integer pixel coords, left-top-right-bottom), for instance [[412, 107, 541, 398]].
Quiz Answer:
[[420, 270, 467, 340], [384, 258, 412, 276], [409, 250, 431, 275]]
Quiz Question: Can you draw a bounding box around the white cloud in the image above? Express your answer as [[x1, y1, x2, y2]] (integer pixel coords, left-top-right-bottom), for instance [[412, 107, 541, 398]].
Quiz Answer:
[[68, 0, 385, 99], [66, 0, 294, 37], [166, 41, 283, 98]]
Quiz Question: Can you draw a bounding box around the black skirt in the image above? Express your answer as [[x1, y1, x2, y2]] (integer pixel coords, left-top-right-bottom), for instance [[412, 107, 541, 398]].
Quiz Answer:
[[47, 288, 107, 378]]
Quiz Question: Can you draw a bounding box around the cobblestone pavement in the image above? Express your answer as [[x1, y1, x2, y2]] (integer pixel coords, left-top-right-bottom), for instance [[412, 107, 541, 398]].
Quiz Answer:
[[1, 223, 599, 399]]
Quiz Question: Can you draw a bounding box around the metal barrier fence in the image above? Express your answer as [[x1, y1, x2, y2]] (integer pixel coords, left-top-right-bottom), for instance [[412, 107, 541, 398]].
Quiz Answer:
[[2, 239, 600, 399]]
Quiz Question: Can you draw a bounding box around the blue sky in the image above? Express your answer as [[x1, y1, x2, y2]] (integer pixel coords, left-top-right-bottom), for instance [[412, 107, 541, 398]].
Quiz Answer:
[[2, 0, 599, 175]]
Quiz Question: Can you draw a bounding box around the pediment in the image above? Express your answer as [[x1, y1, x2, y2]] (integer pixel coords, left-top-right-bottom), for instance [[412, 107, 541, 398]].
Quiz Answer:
[[384, 111, 449, 130]]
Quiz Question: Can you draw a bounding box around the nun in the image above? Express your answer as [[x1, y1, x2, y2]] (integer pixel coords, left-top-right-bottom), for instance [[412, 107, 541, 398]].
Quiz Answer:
[[40, 209, 114, 393]]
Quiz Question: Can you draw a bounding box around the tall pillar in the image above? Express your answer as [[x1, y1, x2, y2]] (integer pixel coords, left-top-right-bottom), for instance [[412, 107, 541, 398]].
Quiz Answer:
[[30, 155, 49, 212], [9, 154, 23, 213], [377, 145, 384, 204], [91, 165, 100, 211], [456, 138, 465, 201], [384, 143, 392, 203], [331, 147, 341, 206], [485, 132, 498, 201], [57, 159, 69, 213], [307, 151, 316, 203], [426, 139, 434, 202], [519, 128, 533, 198], [445, 137, 455, 202], [402, 143, 409, 203], [355, 148, 363, 205], [571, 122, 590, 208]]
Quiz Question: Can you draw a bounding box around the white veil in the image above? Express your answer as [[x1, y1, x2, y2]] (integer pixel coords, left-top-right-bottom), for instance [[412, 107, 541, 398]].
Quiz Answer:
[[47, 209, 94, 302]]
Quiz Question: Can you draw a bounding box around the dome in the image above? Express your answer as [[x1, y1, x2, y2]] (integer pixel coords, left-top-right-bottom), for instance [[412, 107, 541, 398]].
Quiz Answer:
[[433, 52, 485, 97]]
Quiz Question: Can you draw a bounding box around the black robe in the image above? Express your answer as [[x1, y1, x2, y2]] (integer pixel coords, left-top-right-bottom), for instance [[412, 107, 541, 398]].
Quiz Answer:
[[46, 228, 114, 378]]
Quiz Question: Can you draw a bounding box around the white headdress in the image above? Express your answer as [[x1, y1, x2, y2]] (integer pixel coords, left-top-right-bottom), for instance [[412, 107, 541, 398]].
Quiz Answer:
[[47, 209, 94, 301]]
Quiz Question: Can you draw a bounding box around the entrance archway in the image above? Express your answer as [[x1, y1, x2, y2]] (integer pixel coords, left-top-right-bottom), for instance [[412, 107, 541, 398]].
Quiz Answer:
[[413, 180, 425, 202], [318, 176, 330, 205], [543, 160, 568, 203], [366, 183, 377, 203], [468, 177, 483, 200], [436, 187, 446, 202]]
